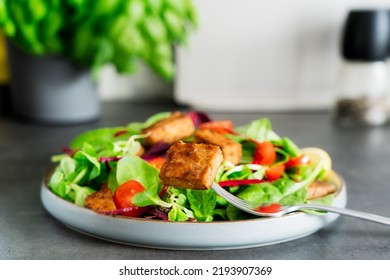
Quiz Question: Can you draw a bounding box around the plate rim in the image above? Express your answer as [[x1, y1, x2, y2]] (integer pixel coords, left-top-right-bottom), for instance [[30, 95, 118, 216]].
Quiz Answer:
[[41, 170, 347, 249]]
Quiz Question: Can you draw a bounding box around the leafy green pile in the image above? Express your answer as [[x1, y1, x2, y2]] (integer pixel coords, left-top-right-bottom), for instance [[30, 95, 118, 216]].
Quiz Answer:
[[47, 112, 334, 222], [0, 0, 198, 79]]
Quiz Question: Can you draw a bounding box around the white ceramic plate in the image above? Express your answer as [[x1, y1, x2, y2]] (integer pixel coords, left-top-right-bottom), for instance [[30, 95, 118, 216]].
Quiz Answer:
[[41, 171, 346, 250]]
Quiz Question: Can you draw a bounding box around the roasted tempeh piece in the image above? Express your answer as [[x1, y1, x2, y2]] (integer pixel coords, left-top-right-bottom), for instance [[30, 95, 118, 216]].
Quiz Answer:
[[142, 112, 195, 146], [307, 180, 336, 200], [194, 129, 242, 165], [85, 184, 116, 212], [159, 141, 223, 190]]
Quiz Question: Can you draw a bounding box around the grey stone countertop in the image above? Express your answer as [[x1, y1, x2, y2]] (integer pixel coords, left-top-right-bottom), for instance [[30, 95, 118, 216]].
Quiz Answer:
[[1, 101, 389, 260]]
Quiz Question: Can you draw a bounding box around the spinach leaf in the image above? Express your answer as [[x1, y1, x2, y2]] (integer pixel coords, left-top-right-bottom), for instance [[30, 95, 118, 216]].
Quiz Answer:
[[69, 127, 128, 150], [68, 183, 95, 207], [166, 187, 194, 221], [219, 164, 253, 181], [235, 118, 280, 142], [73, 148, 101, 181], [225, 204, 254, 221], [48, 155, 95, 207], [238, 183, 282, 205], [278, 186, 307, 205], [281, 137, 301, 158], [116, 155, 170, 208], [187, 189, 216, 222]]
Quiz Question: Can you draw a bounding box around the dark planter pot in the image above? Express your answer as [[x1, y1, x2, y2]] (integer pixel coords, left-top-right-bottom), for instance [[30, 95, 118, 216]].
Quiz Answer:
[[6, 41, 100, 124]]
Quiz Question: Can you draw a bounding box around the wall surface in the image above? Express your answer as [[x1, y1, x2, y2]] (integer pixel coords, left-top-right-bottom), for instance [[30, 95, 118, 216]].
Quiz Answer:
[[174, 0, 390, 111], [98, 0, 390, 111], [98, 63, 173, 102]]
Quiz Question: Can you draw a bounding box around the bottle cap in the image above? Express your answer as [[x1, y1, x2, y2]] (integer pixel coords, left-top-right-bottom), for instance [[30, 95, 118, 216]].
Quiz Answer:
[[341, 9, 390, 61]]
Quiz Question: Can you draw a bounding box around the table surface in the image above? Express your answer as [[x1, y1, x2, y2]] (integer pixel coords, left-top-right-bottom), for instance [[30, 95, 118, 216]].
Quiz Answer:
[[1, 101, 390, 260]]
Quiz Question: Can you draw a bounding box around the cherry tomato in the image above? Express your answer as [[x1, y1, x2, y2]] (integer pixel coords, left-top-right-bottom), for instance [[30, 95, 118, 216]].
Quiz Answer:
[[252, 141, 276, 165], [199, 120, 233, 134], [265, 164, 285, 181], [113, 180, 148, 217], [285, 154, 311, 168], [255, 203, 282, 213], [147, 157, 165, 170]]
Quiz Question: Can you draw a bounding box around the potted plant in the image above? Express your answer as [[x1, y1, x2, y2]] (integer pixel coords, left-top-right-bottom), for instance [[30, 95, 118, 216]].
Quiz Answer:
[[0, 0, 198, 123]]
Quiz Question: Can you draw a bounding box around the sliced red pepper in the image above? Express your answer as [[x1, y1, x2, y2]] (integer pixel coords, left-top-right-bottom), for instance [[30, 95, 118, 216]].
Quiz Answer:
[[199, 120, 233, 134], [218, 179, 264, 187], [265, 164, 285, 181], [285, 154, 311, 168], [255, 203, 282, 213], [252, 141, 276, 165], [98, 156, 121, 163], [159, 185, 168, 197], [113, 129, 128, 137]]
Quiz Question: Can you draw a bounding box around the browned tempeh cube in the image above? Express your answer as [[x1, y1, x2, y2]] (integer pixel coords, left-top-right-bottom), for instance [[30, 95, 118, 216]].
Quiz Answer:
[[142, 112, 195, 146], [307, 180, 336, 200], [159, 141, 223, 190], [85, 184, 117, 212], [194, 129, 242, 165]]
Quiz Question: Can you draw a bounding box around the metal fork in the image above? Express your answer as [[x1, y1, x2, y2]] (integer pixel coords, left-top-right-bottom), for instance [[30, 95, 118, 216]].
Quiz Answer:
[[211, 182, 390, 226]]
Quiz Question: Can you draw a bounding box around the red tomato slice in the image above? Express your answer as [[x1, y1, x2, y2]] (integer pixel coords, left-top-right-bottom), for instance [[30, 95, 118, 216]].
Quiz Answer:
[[199, 120, 233, 134], [147, 157, 165, 170], [265, 164, 285, 181], [252, 141, 276, 165], [113, 180, 148, 217], [285, 154, 311, 168], [255, 203, 282, 213]]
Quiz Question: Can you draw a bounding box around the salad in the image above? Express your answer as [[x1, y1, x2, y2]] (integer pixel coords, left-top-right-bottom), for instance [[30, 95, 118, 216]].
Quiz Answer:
[[47, 111, 336, 222]]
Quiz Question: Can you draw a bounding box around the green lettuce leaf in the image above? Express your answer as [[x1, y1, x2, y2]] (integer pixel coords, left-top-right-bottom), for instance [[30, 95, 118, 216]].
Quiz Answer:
[[235, 118, 280, 142], [48, 155, 96, 206], [237, 183, 282, 205], [69, 127, 128, 150], [116, 155, 170, 207], [166, 187, 194, 221], [187, 188, 216, 222]]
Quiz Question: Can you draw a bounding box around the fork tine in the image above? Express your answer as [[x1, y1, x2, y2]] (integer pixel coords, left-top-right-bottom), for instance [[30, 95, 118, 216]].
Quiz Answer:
[[211, 183, 252, 208], [211, 182, 273, 217], [211, 182, 279, 218]]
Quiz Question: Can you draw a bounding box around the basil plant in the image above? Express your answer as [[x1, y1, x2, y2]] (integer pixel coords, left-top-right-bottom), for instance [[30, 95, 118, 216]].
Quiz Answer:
[[0, 0, 198, 80]]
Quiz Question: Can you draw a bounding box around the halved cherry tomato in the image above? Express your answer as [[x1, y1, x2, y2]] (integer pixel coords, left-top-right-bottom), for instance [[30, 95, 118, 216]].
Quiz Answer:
[[255, 203, 282, 213], [265, 164, 285, 181], [113, 180, 148, 217], [252, 141, 276, 165], [285, 154, 311, 168], [199, 120, 233, 134], [147, 157, 165, 170]]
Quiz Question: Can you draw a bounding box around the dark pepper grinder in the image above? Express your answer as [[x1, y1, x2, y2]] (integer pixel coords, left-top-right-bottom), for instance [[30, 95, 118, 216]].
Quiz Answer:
[[335, 9, 390, 126]]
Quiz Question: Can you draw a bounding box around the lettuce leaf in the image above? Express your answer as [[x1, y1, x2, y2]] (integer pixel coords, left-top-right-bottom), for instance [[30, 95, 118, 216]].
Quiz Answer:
[[69, 127, 128, 150], [235, 118, 280, 142], [237, 183, 282, 205], [116, 155, 170, 208], [48, 155, 95, 207], [166, 187, 194, 221], [187, 188, 216, 222]]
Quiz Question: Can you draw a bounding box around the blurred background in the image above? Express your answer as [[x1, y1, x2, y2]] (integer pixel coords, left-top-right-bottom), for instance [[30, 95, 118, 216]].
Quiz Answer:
[[175, 0, 390, 111], [102, 0, 390, 111], [1, 0, 390, 119]]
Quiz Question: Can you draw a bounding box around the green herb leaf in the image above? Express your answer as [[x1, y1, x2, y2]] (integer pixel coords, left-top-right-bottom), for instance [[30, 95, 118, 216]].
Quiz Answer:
[[238, 183, 282, 205], [116, 155, 170, 207], [235, 118, 280, 142], [187, 189, 216, 221]]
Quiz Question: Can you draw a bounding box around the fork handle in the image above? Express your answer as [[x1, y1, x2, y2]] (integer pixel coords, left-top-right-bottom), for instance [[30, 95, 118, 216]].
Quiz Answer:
[[297, 204, 390, 226]]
